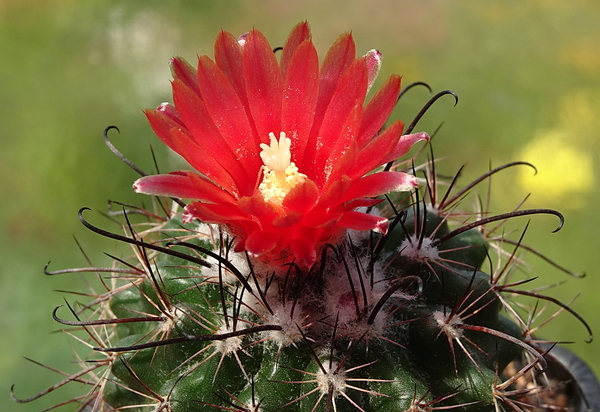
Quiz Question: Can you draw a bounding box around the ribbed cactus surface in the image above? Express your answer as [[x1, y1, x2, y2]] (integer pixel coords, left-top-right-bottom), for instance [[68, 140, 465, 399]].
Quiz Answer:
[[93, 207, 523, 412], [40, 193, 579, 412]]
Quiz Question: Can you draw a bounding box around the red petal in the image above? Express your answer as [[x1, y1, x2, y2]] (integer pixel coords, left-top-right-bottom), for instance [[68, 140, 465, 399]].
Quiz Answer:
[[326, 140, 359, 185], [172, 79, 248, 192], [183, 202, 251, 224], [272, 211, 304, 228], [145, 106, 242, 196], [245, 230, 280, 256], [317, 175, 351, 208], [364, 49, 382, 91], [196, 55, 262, 181], [289, 237, 317, 267], [321, 103, 362, 184], [280, 21, 311, 78], [311, 58, 367, 183], [214, 30, 249, 112], [144, 112, 233, 191], [170, 56, 200, 97], [358, 75, 402, 145], [186, 172, 238, 204], [243, 29, 283, 142], [337, 211, 389, 234], [282, 40, 319, 167], [305, 32, 356, 163], [133, 173, 236, 205], [339, 171, 418, 204], [313, 32, 356, 121], [304, 209, 343, 228], [144, 108, 183, 149], [349, 120, 403, 180], [238, 193, 280, 222], [133, 173, 195, 198], [233, 237, 247, 253], [342, 198, 383, 211], [155, 103, 185, 127], [282, 178, 319, 214], [381, 132, 430, 165], [168, 128, 238, 195]]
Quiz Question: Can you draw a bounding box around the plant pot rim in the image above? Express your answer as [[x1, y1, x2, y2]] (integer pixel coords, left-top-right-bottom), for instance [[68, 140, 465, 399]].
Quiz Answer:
[[537, 343, 600, 412]]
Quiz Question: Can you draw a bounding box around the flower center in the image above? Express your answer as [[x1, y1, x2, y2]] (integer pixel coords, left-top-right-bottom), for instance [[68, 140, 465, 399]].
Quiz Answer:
[[259, 132, 307, 205]]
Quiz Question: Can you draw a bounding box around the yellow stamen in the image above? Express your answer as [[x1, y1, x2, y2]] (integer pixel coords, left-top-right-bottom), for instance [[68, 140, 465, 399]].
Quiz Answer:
[[259, 132, 306, 205]]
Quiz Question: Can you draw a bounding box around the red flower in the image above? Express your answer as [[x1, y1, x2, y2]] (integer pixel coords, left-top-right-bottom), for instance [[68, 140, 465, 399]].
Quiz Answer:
[[133, 22, 428, 270]]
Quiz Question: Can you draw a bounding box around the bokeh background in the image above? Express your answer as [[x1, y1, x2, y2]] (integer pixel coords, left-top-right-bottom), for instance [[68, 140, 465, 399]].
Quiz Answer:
[[1, 0, 599, 410]]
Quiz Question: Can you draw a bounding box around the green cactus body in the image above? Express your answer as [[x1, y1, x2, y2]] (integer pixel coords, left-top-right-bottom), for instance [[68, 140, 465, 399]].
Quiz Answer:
[[71, 201, 535, 412]]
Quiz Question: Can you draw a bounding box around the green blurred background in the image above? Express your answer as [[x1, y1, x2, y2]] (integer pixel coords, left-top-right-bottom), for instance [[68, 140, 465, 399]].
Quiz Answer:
[[1, 0, 599, 410]]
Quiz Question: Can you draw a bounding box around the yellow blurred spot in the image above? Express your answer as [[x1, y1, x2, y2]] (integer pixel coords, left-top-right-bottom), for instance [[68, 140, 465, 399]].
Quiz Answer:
[[518, 130, 594, 208]]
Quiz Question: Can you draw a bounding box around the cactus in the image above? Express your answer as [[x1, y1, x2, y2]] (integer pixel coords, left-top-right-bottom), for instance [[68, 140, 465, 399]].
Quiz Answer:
[[13, 22, 593, 412]]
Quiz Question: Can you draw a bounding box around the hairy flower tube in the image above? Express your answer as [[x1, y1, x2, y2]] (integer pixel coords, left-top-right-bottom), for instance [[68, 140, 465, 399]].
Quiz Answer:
[[133, 22, 428, 269]]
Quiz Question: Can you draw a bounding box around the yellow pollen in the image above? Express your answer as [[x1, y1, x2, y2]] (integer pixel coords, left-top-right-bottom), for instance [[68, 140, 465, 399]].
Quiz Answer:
[[259, 132, 306, 204]]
